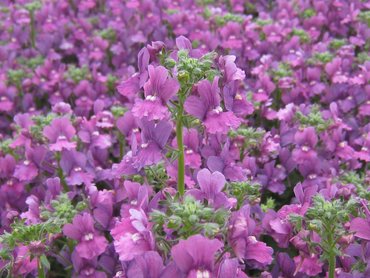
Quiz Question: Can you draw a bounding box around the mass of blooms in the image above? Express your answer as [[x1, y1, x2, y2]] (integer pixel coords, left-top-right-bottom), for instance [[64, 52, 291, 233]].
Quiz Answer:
[[0, 0, 369, 277]]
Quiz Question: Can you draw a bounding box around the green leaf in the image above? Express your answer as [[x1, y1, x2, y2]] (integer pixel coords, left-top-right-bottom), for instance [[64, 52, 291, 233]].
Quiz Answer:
[[40, 254, 50, 270]]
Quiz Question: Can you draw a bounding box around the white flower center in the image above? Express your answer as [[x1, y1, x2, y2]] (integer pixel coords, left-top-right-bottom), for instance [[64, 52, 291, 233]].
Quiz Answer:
[[196, 270, 210, 278], [145, 95, 157, 101], [248, 236, 258, 243], [84, 233, 94, 241], [301, 146, 309, 152], [234, 94, 243, 100], [131, 233, 141, 243], [57, 135, 67, 141], [24, 160, 30, 166], [213, 106, 223, 114], [339, 141, 346, 148]]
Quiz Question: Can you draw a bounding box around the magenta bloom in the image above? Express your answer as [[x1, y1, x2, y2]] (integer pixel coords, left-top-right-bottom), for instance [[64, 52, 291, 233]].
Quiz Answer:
[[350, 204, 370, 240], [111, 209, 155, 262], [229, 205, 273, 267], [187, 168, 230, 209], [63, 213, 108, 260], [132, 65, 179, 121], [351, 218, 370, 240], [43, 117, 76, 151], [185, 77, 241, 134], [292, 127, 318, 164], [132, 119, 172, 169], [166, 234, 223, 277], [126, 251, 164, 278], [71, 251, 107, 278]]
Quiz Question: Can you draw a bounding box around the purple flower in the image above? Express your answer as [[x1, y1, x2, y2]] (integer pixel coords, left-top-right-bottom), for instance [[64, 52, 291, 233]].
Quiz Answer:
[[126, 251, 164, 278], [257, 161, 286, 194], [111, 209, 155, 262], [292, 127, 318, 165], [167, 234, 223, 277], [20, 195, 40, 225], [78, 118, 112, 150], [350, 204, 370, 240], [131, 119, 172, 169], [119, 180, 152, 217], [132, 65, 179, 121], [218, 258, 248, 278], [229, 205, 273, 266], [60, 150, 95, 187], [63, 213, 108, 260], [207, 140, 245, 181], [218, 55, 246, 83], [187, 168, 230, 209], [293, 254, 323, 277], [185, 77, 241, 134], [71, 251, 107, 278], [43, 117, 76, 151]]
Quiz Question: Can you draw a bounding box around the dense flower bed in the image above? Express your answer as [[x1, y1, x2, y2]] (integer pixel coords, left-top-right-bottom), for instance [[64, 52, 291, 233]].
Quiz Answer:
[[0, 0, 369, 277]]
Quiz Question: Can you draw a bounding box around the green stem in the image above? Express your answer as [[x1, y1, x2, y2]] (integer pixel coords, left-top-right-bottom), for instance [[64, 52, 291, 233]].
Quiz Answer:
[[118, 133, 125, 159], [38, 259, 45, 278], [176, 104, 185, 196], [328, 248, 336, 278], [30, 11, 36, 49], [68, 0, 77, 14], [55, 152, 68, 192], [326, 224, 336, 278]]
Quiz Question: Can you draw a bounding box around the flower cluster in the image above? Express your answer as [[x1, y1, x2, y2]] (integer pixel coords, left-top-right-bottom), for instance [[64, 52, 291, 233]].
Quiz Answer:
[[0, 0, 369, 277]]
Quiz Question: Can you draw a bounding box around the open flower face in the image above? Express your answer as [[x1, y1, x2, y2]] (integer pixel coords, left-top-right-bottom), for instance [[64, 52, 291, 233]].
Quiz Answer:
[[0, 1, 369, 278]]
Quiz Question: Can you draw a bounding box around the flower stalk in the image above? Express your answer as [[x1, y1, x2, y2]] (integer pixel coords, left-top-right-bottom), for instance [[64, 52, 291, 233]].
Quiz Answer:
[[176, 97, 185, 196], [30, 11, 36, 49], [37, 258, 45, 278]]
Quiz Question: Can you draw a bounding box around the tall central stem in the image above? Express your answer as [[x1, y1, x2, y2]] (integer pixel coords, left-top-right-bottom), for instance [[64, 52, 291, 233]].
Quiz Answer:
[[30, 11, 36, 49], [176, 103, 185, 196], [327, 229, 336, 278]]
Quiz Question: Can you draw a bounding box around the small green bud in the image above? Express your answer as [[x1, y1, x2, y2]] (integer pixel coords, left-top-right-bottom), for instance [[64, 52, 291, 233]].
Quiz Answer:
[[203, 223, 219, 237], [188, 214, 199, 224], [164, 58, 176, 69], [178, 70, 190, 84], [308, 222, 318, 231], [75, 201, 87, 211], [301, 8, 316, 19], [111, 105, 126, 118], [168, 215, 182, 229], [24, 1, 42, 12]]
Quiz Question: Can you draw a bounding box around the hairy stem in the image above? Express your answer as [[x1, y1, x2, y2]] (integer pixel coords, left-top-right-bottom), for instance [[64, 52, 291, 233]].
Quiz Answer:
[[30, 12, 36, 49], [325, 222, 336, 278], [176, 104, 185, 196], [55, 152, 68, 192], [38, 259, 45, 278]]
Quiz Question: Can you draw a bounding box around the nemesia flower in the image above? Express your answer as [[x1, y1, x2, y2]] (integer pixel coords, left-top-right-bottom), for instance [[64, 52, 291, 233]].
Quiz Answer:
[[111, 209, 155, 262], [43, 117, 76, 151], [0, 0, 369, 277], [71, 251, 107, 278], [229, 205, 273, 266], [185, 77, 241, 134], [132, 65, 179, 121], [131, 119, 172, 169], [63, 213, 108, 259], [164, 234, 223, 277], [187, 168, 230, 209], [126, 251, 164, 278]]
